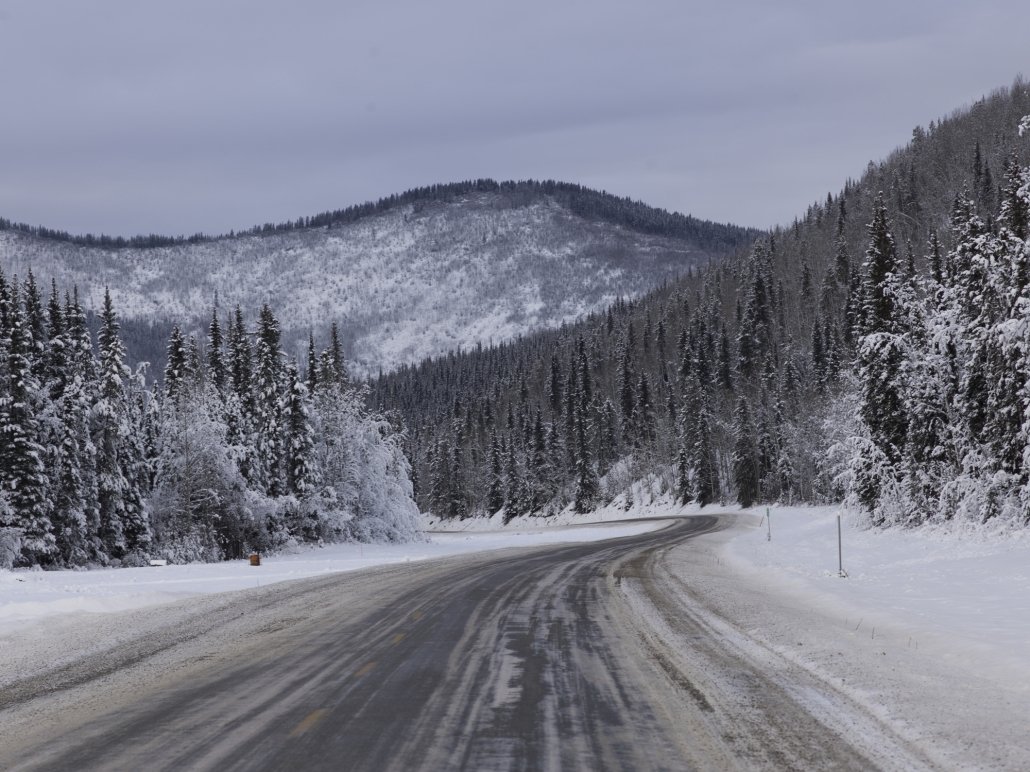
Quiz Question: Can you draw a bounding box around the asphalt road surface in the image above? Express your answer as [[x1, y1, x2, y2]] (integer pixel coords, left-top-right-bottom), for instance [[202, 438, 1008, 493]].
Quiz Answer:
[[0, 516, 934, 771]]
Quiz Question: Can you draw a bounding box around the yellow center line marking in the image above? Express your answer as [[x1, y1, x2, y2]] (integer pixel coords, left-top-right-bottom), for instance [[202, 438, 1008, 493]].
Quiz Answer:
[[355, 660, 377, 677], [410, 610, 424, 621], [391, 632, 406, 645], [289, 709, 328, 738]]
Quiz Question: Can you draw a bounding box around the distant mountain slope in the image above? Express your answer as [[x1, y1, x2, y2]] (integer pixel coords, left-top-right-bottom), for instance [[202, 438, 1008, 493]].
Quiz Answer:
[[0, 181, 758, 373]]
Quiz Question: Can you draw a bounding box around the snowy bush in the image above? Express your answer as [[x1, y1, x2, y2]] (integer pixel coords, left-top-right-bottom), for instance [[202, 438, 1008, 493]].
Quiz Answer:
[[345, 414, 423, 543]]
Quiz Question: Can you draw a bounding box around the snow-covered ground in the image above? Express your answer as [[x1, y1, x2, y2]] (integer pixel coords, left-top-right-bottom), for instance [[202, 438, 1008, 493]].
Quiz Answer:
[[4, 497, 1028, 766], [5, 495, 1027, 723], [721, 505, 1030, 685], [67, 490, 1018, 692], [0, 521, 664, 628]]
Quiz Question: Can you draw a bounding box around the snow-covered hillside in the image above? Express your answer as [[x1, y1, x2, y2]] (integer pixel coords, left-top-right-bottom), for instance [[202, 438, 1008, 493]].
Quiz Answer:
[[0, 191, 742, 373]]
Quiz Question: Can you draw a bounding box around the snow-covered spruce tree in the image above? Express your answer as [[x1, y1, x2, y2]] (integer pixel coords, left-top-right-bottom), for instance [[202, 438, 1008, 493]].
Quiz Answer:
[[545, 423, 567, 509], [63, 291, 104, 561], [486, 428, 505, 515], [326, 321, 349, 386], [689, 381, 720, 507], [284, 360, 317, 498], [755, 385, 781, 499], [572, 418, 599, 513], [163, 325, 191, 403], [22, 271, 47, 380], [0, 279, 55, 565], [547, 353, 563, 418], [772, 406, 801, 504], [573, 354, 600, 513], [42, 280, 66, 394], [253, 305, 286, 497], [93, 290, 150, 560], [618, 338, 636, 448], [853, 195, 910, 519], [732, 396, 760, 508], [561, 356, 578, 470], [0, 493, 23, 569], [427, 436, 449, 517], [737, 242, 774, 382], [124, 367, 155, 514], [207, 307, 226, 398], [224, 306, 257, 485], [447, 421, 468, 520], [504, 437, 528, 522], [528, 409, 552, 513], [811, 317, 826, 390], [42, 283, 99, 564], [675, 444, 691, 505], [596, 399, 619, 476], [306, 332, 319, 395], [834, 200, 852, 288], [674, 367, 698, 505], [633, 374, 657, 450]]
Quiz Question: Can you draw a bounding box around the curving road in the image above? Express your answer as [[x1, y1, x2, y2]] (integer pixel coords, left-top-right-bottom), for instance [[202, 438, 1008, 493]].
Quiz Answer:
[[0, 516, 932, 771]]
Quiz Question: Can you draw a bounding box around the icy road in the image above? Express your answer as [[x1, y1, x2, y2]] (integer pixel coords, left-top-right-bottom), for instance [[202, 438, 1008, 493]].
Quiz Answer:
[[0, 517, 947, 770]]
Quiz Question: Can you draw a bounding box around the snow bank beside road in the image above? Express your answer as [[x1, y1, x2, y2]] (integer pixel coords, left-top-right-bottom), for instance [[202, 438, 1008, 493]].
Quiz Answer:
[[721, 506, 1030, 683], [0, 520, 665, 627], [423, 489, 739, 532]]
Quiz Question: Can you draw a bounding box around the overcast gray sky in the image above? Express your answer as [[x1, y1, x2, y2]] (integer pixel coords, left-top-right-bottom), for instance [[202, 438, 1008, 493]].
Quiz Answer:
[[0, 0, 1027, 236]]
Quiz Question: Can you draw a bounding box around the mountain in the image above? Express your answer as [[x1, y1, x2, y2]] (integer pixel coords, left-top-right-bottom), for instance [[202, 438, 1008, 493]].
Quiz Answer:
[[0, 180, 758, 375], [372, 78, 1030, 527]]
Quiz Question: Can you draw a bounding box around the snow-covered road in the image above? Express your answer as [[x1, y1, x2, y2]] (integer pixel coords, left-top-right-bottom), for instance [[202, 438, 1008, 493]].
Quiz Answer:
[[0, 516, 939, 771], [0, 521, 664, 627], [2, 506, 1028, 769]]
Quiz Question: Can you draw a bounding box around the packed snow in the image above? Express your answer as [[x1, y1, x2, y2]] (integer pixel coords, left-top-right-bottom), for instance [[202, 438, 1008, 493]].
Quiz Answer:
[[0, 520, 665, 627], [720, 505, 1030, 685]]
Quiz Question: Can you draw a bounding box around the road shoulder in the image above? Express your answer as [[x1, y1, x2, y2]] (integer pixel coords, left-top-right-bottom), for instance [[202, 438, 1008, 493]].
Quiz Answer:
[[620, 514, 1030, 771]]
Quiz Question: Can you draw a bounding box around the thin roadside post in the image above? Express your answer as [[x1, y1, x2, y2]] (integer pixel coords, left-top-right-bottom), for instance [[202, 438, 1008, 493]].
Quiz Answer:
[[766, 507, 771, 541], [837, 513, 847, 578]]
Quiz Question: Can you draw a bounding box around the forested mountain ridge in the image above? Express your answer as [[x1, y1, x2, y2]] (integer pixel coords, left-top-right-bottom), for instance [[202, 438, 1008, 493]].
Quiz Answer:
[[373, 79, 1030, 529], [0, 181, 758, 375]]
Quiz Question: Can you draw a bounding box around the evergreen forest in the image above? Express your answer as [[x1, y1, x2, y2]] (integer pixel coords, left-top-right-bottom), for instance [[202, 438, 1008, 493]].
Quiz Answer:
[[373, 81, 1030, 530], [0, 282, 417, 568]]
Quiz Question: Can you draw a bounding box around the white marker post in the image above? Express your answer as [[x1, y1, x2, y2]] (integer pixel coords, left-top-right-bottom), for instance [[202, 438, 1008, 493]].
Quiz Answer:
[[766, 507, 771, 542], [837, 514, 847, 578]]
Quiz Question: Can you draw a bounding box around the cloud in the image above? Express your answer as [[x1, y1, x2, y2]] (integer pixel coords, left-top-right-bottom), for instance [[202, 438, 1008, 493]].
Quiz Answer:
[[0, 0, 1027, 235]]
